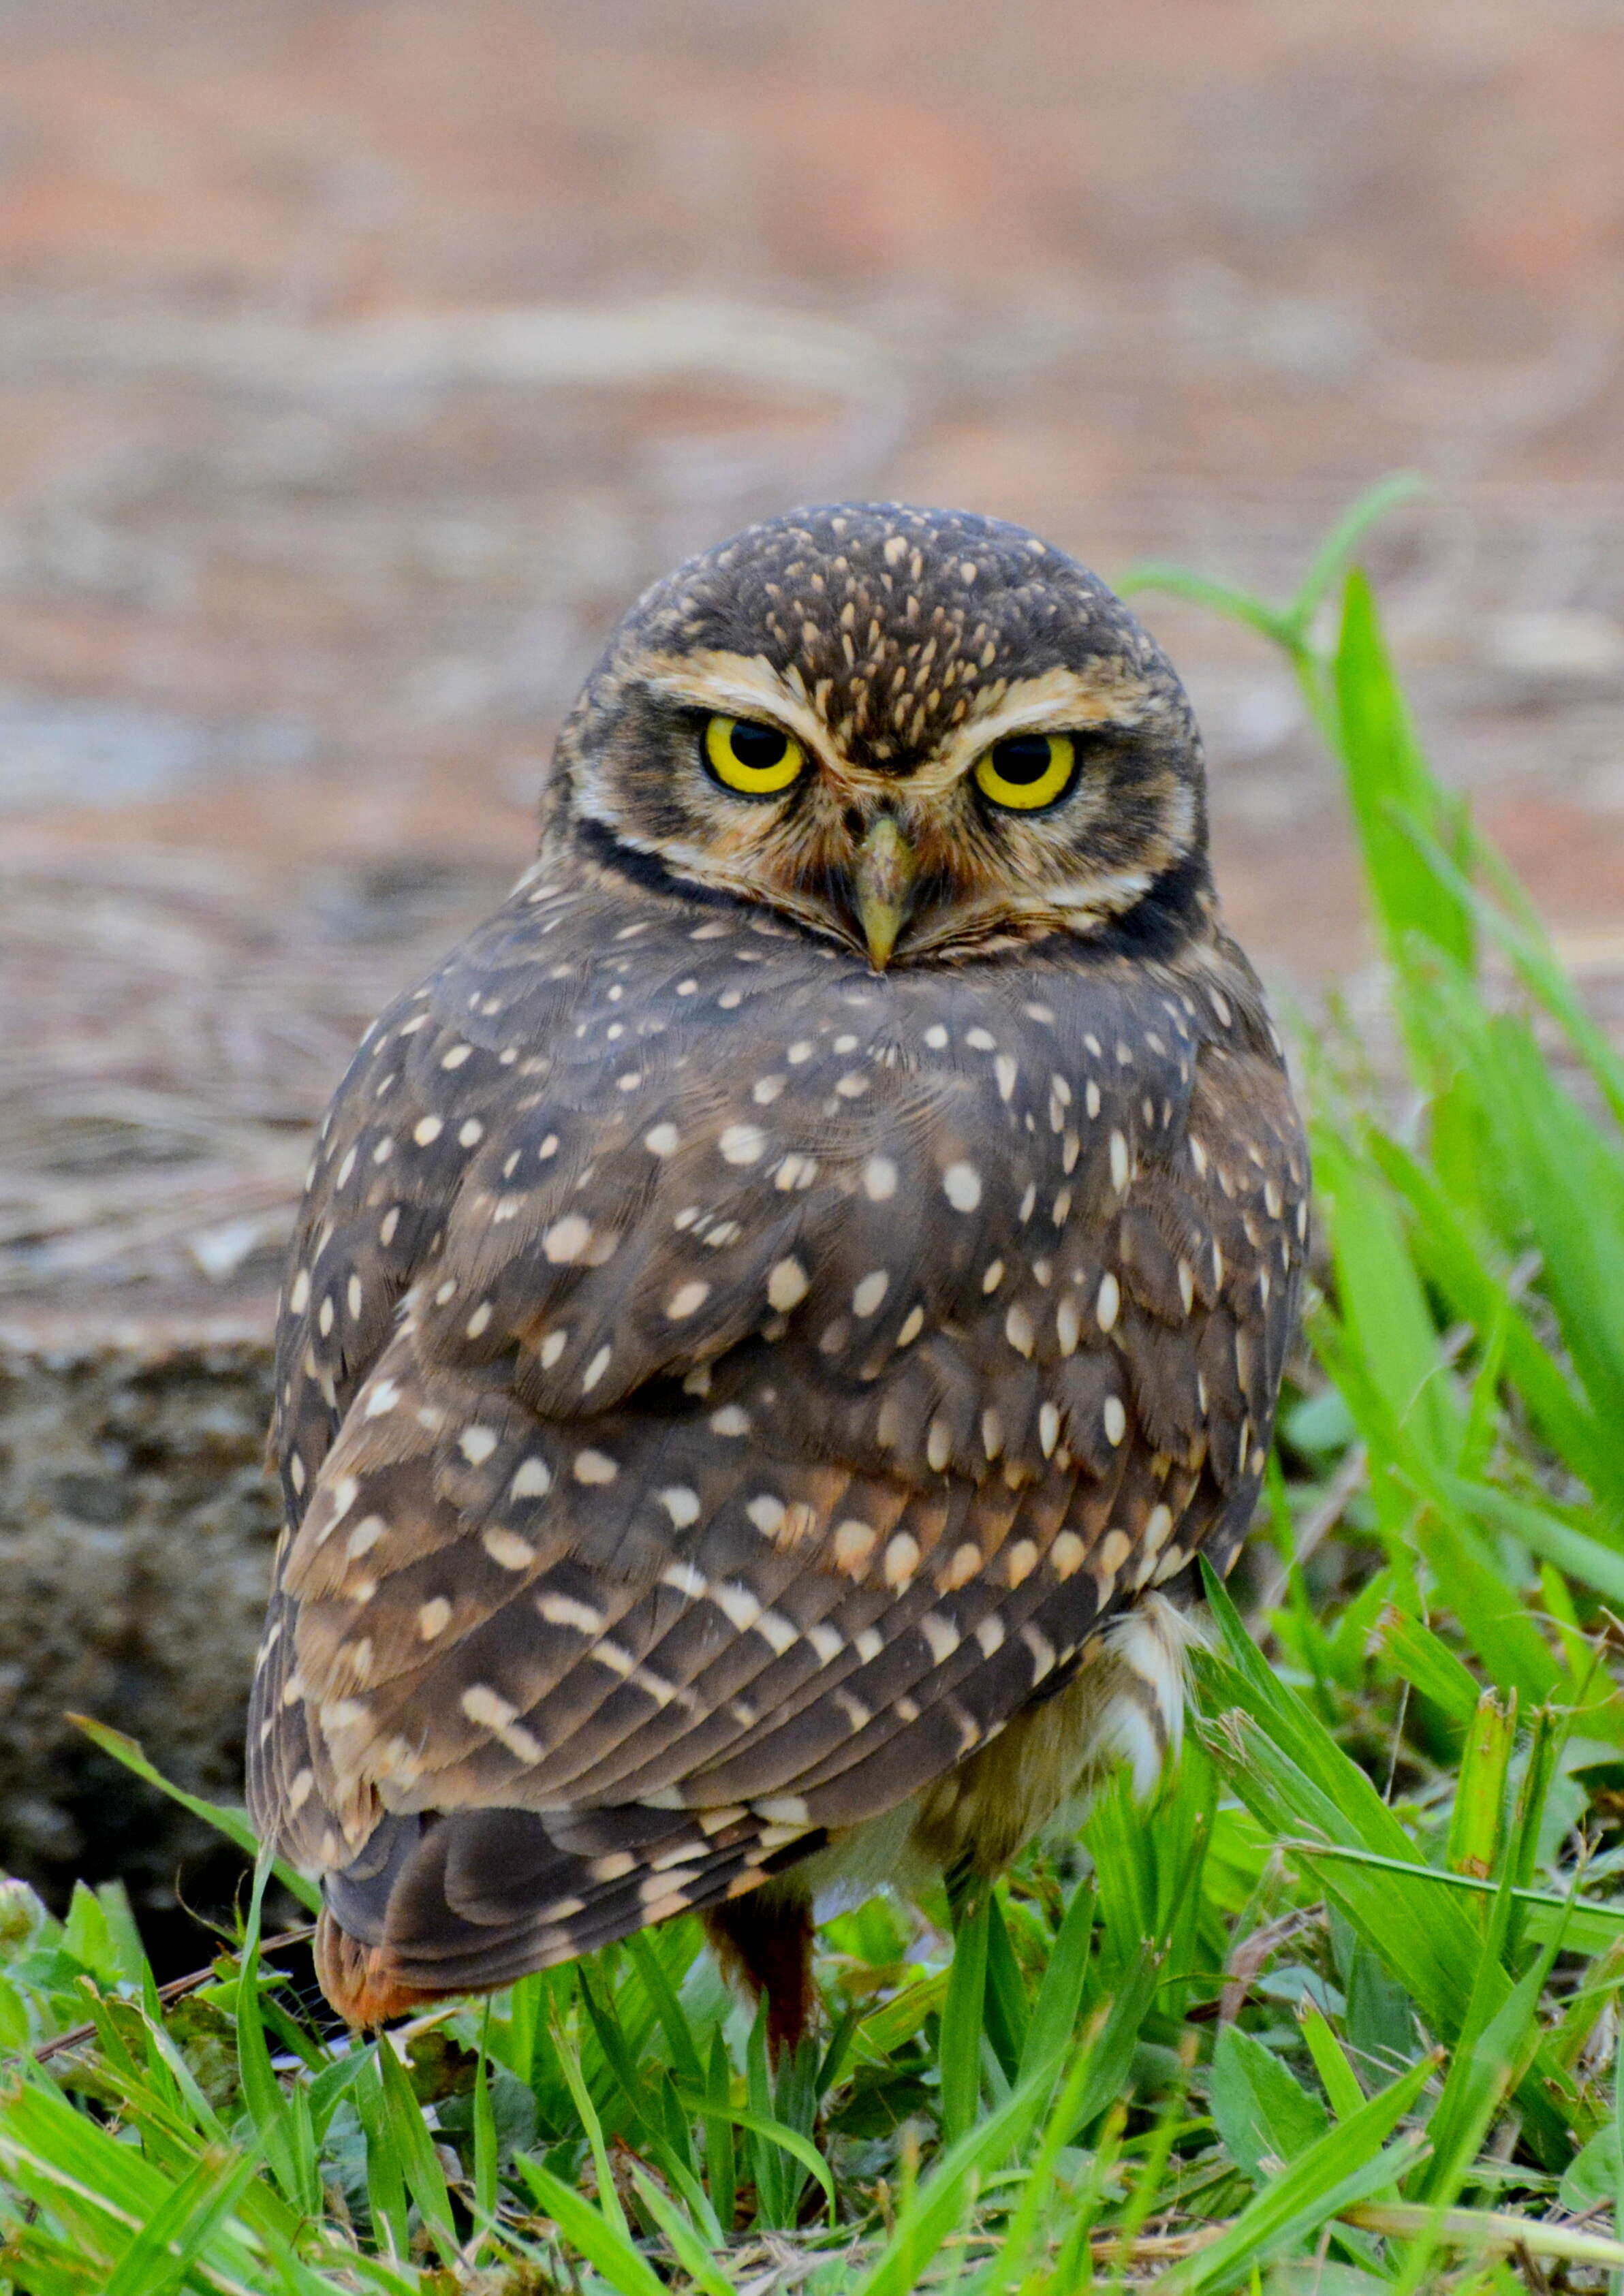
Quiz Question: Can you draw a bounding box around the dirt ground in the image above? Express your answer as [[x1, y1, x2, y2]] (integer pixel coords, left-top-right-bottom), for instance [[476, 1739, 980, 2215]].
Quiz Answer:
[[1, 0, 1621, 1942]]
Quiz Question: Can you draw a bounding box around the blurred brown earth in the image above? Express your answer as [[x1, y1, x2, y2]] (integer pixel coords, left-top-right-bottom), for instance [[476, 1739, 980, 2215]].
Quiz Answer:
[[0, 0, 1621, 1937]]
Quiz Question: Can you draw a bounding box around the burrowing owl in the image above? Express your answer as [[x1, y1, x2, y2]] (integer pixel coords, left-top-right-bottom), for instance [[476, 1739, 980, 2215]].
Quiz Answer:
[[249, 503, 1306, 2047]]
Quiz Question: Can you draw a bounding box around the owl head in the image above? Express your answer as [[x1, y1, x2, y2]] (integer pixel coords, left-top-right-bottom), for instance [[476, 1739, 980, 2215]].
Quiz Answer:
[[549, 503, 1212, 969]]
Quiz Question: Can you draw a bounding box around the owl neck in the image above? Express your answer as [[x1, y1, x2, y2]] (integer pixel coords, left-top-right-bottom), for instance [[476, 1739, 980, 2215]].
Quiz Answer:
[[1076, 845, 1216, 966]]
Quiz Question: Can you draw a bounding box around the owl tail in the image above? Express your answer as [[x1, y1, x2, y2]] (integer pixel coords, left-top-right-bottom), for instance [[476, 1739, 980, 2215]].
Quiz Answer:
[[314, 1909, 439, 2027], [308, 1801, 823, 2030]]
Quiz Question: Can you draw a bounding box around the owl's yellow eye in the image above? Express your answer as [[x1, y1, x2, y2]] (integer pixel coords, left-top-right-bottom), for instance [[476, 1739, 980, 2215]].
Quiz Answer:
[[972, 731, 1078, 812], [703, 714, 806, 797]]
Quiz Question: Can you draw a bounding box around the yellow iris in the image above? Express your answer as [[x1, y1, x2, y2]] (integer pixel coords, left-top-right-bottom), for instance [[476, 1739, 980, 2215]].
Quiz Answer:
[[704, 714, 805, 797], [972, 730, 1077, 812]]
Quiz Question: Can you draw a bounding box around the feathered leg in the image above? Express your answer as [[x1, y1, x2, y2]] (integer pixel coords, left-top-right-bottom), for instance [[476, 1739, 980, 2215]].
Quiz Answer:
[[702, 1879, 816, 2058]]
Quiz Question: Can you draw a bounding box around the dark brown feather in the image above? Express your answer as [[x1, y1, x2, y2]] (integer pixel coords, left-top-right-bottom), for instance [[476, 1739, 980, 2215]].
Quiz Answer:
[[247, 506, 1307, 2034]]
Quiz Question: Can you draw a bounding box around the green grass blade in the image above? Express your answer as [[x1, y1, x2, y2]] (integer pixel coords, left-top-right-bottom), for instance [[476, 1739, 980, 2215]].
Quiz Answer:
[[1280, 1838, 1624, 1953], [577, 1963, 656, 2145], [627, 2165, 734, 2296], [1312, 1127, 1463, 1471], [374, 2029, 456, 2260], [61, 1882, 134, 1992], [743, 1996, 786, 2225], [1488, 1024, 1624, 1430], [1209, 2023, 1331, 2182], [0, 2071, 172, 2254], [472, 2003, 499, 2239], [234, 1865, 318, 2217], [984, 2024, 1119, 2289], [1375, 1604, 1481, 1726], [302, 2047, 371, 2145], [848, 2075, 1050, 2296], [502, 1967, 543, 2087], [1114, 564, 1293, 646], [1397, 1489, 1563, 1705], [1018, 1872, 1097, 2083], [624, 1929, 705, 2092], [1415, 1868, 1558, 2207], [359, 2053, 409, 2263], [1405, 808, 1624, 1133], [91, 1881, 146, 1988], [550, 2002, 630, 2240], [101, 2144, 262, 2296], [1362, 1129, 1618, 1504], [67, 1716, 320, 1913], [1441, 1475, 1624, 1607], [1199, 1563, 1476, 1893], [1444, 1689, 1515, 1886], [981, 1888, 1029, 2081], [1333, 566, 1473, 977], [1299, 2002, 1369, 2118], [1160, 2056, 1435, 2293], [517, 2154, 668, 2296], [938, 1884, 990, 2145], [672, 2088, 836, 2222], [1197, 1568, 1583, 2162], [702, 2026, 736, 2237], [1065, 1949, 1168, 2141], [1290, 473, 1427, 629]]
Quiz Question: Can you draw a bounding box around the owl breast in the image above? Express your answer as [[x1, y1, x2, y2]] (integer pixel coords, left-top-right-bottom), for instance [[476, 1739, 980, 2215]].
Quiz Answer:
[[251, 862, 1304, 2014]]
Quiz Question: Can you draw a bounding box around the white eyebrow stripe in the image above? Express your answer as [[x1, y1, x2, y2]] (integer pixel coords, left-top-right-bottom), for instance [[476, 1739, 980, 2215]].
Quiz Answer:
[[925, 665, 1155, 790], [640, 651, 845, 775], [638, 651, 1157, 801]]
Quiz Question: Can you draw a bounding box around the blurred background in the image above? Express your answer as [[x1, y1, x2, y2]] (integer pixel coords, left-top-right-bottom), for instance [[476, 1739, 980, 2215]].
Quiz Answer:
[[1, 0, 1622, 1958]]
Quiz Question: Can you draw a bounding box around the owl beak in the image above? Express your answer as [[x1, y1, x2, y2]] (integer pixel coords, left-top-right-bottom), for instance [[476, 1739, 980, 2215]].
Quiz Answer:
[[853, 816, 916, 971]]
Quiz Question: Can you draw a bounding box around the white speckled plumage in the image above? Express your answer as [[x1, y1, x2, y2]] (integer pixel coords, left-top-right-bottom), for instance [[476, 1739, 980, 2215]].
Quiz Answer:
[[247, 502, 1307, 2043]]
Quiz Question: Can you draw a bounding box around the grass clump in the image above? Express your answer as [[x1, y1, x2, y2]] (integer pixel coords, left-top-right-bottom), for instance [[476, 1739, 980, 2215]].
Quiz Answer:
[[5, 488, 1624, 2291]]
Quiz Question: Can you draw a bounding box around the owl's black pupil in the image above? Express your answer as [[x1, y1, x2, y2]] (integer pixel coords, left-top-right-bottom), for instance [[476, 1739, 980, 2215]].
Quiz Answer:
[[730, 721, 788, 769], [990, 735, 1054, 785]]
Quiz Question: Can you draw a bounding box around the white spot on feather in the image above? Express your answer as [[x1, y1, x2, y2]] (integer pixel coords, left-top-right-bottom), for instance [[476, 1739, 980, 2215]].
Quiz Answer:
[[942, 1161, 982, 1212]]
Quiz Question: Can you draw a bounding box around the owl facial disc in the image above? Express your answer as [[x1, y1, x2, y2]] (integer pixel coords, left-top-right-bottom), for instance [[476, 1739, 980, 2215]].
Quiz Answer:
[[558, 501, 1213, 966]]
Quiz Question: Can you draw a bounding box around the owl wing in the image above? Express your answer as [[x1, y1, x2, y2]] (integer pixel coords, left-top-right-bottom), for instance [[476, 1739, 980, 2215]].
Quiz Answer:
[[249, 885, 1306, 2003]]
